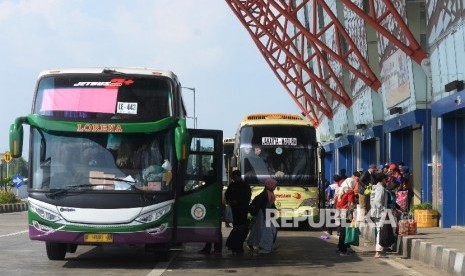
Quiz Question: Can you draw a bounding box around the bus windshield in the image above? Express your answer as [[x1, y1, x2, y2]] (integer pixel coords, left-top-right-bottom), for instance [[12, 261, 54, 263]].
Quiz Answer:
[[239, 125, 317, 186], [34, 74, 173, 122], [30, 128, 175, 192]]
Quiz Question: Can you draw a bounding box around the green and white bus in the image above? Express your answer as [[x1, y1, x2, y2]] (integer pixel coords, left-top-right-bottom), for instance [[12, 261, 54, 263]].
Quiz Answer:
[[9, 67, 223, 260]]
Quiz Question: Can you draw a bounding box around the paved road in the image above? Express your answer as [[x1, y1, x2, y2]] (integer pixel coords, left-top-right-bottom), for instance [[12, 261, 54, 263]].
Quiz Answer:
[[0, 212, 446, 276]]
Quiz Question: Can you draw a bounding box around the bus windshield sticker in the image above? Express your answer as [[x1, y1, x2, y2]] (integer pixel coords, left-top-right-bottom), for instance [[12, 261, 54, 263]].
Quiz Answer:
[[73, 78, 134, 88], [41, 88, 117, 114], [117, 102, 138, 115], [262, 137, 297, 146]]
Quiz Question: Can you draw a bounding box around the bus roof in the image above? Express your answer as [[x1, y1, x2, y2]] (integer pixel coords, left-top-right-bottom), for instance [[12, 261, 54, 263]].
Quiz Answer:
[[38, 67, 179, 80], [239, 113, 314, 127]]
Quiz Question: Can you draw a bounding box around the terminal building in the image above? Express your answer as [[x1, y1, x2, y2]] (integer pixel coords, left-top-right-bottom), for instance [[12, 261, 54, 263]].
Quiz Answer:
[[227, 0, 465, 227]]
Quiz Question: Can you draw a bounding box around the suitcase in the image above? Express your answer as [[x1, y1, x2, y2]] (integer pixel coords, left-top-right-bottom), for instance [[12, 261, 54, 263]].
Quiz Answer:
[[408, 218, 417, 235], [226, 225, 249, 252], [398, 218, 409, 235]]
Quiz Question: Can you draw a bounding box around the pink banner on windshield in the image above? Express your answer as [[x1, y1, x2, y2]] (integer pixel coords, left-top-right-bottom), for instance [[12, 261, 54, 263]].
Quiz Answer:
[[40, 88, 117, 114]]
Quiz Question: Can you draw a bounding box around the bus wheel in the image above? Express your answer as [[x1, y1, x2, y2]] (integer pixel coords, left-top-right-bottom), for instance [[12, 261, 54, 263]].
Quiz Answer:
[[155, 250, 170, 262], [146, 243, 170, 262], [67, 244, 78, 253], [46, 242, 67, 260]]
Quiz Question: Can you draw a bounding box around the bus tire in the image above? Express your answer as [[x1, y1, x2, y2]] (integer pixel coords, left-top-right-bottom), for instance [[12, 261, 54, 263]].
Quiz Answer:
[[146, 243, 170, 262], [155, 250, 170, 262], [67, 244, 78, 253], [46, 242, 67, 260]]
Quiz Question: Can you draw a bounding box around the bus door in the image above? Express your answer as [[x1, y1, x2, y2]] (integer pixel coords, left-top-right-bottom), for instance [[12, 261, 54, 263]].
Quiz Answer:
[[174, 129, 223, 243]]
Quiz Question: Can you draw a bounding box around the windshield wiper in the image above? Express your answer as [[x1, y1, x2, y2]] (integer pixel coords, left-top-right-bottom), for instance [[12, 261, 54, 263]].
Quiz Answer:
[[46, 184, 109, 198], [46, 177, 146, 198]]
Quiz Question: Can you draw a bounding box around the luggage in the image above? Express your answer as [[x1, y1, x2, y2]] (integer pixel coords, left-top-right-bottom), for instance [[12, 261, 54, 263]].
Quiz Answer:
[[409, 218, 417, 235], [398, 214, 417, 235], [226, 225, 249, 252], [396, 190, 408, 212]]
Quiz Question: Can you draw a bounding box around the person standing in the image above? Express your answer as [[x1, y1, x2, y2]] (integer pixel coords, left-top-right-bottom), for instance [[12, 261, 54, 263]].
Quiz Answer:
[[325, 174, 340, 235], [358, 164, 377, 217], [335, 171, 358, 256], [247, 178, 278, 254], [225, 170, 252, 254], [370, 173, 388, 258]]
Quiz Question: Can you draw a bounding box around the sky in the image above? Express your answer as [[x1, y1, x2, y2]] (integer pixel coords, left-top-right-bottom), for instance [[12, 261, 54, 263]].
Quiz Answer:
[[0, 0, 300, 158]]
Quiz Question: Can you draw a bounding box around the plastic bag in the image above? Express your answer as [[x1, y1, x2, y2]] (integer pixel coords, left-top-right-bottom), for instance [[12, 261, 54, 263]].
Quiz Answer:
[[364, 185, 372, 195], [379, 222, 396, 247]]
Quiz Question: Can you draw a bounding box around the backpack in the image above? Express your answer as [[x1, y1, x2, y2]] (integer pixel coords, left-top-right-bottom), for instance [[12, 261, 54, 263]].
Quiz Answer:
[[248, 190, 267, 216], [336, 189, 355, 209], [385, 189, 396, 210]]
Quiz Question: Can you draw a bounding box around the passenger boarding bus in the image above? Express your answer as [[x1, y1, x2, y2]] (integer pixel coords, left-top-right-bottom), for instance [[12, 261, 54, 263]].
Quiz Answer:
[[9, 67, 223, 260], [233, 113, 320, 227]]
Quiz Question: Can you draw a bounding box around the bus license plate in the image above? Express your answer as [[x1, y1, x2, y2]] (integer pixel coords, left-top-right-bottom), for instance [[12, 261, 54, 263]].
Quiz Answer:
[[84, 233, 113, 243]]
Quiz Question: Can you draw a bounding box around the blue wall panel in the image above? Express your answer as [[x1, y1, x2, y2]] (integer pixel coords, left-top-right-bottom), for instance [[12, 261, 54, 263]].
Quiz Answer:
[[441, 117, 457, 227]]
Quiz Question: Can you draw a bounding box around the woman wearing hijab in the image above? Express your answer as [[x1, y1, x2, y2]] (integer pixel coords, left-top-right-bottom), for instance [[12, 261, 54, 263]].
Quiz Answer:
[[247, 178, 278, 254]]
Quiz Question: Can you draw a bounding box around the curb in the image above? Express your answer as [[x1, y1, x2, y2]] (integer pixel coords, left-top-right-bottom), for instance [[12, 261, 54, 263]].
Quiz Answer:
[[407, 238, 465, 275], [0, 202, 28, 213], [360, 224, 465, 275]]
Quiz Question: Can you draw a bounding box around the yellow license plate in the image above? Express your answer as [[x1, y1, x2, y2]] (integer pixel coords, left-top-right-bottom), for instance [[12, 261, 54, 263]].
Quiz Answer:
[[84, 233, 113, 243]]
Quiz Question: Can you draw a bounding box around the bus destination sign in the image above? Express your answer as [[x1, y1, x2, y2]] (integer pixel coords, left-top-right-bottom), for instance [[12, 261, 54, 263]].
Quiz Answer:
[[262, 137, 297, 146]]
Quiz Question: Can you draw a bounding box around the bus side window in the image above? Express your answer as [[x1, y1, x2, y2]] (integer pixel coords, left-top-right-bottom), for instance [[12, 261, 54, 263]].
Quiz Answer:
[[184, 155, 202, 191], [203, 159, 216, 185]]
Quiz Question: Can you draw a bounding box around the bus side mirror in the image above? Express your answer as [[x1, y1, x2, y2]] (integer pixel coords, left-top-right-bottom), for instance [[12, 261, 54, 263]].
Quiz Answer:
[[9, 116, 27, 158], [9, 119, 25, 158]]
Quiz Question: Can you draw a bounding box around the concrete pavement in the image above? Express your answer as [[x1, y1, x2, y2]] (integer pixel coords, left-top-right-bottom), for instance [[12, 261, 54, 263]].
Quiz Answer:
[[358, 224, 465, 275]]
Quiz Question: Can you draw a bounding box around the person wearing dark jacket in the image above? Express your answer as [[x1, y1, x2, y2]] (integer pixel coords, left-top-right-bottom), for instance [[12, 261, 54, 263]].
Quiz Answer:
[[359, 164, 377, 215], [225, 170, 252, 254]]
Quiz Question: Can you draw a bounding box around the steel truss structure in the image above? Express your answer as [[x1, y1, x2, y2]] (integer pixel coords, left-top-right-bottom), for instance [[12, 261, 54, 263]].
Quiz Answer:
[[226, 0, 427, 125]]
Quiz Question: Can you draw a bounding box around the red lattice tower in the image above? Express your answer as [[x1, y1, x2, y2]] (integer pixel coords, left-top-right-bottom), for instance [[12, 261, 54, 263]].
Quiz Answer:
[[226, 0, 427, 126]]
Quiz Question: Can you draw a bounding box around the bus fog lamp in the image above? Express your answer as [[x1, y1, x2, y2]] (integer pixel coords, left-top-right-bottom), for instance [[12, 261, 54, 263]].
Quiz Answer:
[[146, 223, 168, 234], [136, 205, 171, 223], [32, 220, 54, 232]]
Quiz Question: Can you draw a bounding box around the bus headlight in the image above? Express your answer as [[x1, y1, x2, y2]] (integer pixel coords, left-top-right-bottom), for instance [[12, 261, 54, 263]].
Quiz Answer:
[[299, 198, 318, 208], [29, 202, 62, 222], [135, 204, 172, 224]]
